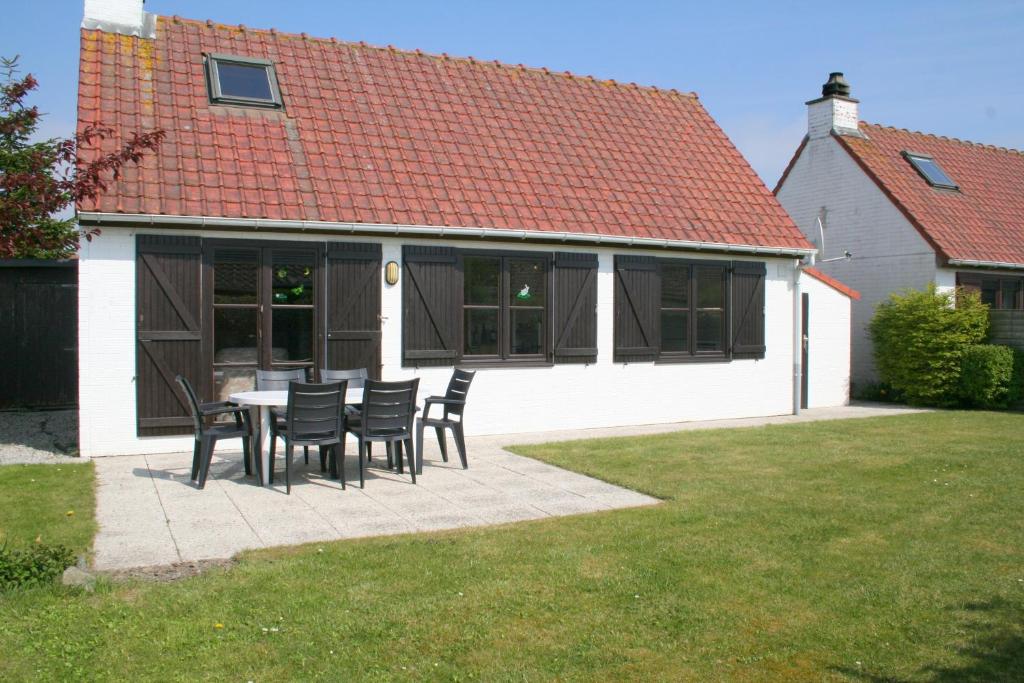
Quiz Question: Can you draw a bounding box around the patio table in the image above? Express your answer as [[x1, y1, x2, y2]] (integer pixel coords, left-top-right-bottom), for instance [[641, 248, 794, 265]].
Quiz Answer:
[[230, 387, 362, 488]]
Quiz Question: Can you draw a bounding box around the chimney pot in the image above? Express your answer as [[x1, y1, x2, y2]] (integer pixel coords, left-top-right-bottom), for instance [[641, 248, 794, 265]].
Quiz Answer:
[[822, 72, 852, 98]]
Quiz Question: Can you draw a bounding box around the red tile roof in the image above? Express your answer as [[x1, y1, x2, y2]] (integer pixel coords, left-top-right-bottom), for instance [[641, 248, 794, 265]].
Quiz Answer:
[[803, 267, 860, 300], [76, 17, 811, 251], [835, 123, 1024, 266]]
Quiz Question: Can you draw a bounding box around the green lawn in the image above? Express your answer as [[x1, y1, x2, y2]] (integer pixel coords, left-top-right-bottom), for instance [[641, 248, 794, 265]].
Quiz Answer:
[[0, 462, 95, 553], [1, 412, 1023, 681]]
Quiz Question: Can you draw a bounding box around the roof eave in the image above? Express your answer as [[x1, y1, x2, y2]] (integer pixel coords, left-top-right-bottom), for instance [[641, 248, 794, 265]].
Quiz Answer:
[[76, 212, 817, 258]]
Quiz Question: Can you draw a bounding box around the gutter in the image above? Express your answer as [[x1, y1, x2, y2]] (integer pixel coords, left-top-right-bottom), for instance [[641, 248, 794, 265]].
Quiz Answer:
[[945, 258, 1024, 272], [76, 212, 817, 259]]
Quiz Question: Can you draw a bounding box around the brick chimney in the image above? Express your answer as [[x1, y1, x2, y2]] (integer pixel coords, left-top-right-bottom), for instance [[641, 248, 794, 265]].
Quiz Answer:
[[806, 72, 861, 139], [83, 0, 155, 37]]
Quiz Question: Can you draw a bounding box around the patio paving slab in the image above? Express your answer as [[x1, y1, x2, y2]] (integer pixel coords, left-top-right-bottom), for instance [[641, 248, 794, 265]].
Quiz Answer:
[[91, 403, 925, 570]]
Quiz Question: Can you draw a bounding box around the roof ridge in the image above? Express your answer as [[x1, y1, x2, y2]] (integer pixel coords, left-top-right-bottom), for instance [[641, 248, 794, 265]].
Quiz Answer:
[[859, 120, 1024, 156], [162, 15, 699, 100]]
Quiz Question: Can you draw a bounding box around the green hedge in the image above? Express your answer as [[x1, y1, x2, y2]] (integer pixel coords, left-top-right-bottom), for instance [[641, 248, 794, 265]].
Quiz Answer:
[[958, 345, 1015, 409], [869, 285, 988, 406]]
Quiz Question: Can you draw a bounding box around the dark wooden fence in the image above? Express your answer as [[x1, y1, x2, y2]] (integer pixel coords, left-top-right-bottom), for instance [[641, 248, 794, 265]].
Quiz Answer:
[[990, 310, 1024, 352], [0, 260, 78, 409]]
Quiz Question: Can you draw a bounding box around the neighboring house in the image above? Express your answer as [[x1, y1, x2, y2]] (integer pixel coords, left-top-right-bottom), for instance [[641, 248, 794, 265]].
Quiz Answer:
[[776, 73, 1024, 387], [75, 0, 855, 458]]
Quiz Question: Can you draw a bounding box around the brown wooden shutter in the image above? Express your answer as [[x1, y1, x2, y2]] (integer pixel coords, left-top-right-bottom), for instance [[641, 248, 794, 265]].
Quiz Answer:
[[136, 235, 204, 436], [731, 261, 767, 359], [402, 245, 459, 367], [325, 242, 382, 378], [552, 252, 598, 363], [613, 255, 658, 362]]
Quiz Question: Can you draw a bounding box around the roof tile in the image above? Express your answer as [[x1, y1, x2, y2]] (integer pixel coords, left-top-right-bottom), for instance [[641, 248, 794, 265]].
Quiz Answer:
[[77, 17, 810, 250], [837, 123, 1024, 266]]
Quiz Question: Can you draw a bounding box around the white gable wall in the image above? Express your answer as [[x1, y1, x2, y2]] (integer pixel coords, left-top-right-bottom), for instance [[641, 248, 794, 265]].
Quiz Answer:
[[78, 226, 834, 457], [775, 134, 938, 386], [802, 274, 852, 408]]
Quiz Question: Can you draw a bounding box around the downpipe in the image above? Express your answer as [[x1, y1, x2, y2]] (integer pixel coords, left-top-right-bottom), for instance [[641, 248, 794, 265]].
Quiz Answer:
[[792, 259, 803, 416]]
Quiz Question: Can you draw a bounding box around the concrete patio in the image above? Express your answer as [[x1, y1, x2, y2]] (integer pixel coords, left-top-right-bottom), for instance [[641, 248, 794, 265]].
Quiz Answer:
[[92, 403, 925, 570]]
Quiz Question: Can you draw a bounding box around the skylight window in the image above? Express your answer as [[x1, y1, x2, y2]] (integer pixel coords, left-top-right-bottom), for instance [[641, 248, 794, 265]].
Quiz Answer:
[[206, 54, 282, 108], [902, 152, 958, 190]]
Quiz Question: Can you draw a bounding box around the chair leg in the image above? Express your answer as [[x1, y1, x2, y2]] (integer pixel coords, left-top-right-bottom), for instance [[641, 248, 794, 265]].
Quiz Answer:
[[415, 419, 425, 475], [357, 438, 366, 489], [336, 444, 345, 490], [405, 437, 416, 484], [268, 431, 277, 485], [453, 422, 468, 469], [285, 443, 293, 495], [386, 442, 394, 470], [304, 446, 309, 465], [197, 436, 216, 489], [191, 438, 202, 481], [366, 442, 373, 462], [395, 441, 404, 474], [241, 432, 252, 477], [332, 434, 344, 480], [319, 445, 327, 473], [435, 427, 449, 462]]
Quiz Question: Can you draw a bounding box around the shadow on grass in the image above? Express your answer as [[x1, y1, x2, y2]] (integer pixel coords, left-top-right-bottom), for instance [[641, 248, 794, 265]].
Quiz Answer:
[[832, 598, 1024, 682]]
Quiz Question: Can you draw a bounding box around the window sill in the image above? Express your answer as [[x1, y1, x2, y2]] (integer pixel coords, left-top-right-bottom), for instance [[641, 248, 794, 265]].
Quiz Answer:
[[458, 360, 554, 369], [653, 355, 732, 365]]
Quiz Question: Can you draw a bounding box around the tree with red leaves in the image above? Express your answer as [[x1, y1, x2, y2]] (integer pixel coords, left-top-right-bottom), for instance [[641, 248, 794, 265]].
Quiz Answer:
[[0, 56, 164, 259]]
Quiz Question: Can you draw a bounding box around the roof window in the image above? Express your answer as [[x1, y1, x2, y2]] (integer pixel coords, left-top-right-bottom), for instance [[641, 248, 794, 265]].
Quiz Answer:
[[206, 54, 282, 108], [902, 152, 958, 190]]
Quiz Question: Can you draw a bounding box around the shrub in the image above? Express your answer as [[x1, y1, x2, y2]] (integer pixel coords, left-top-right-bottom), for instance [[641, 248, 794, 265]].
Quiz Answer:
[[1010, 349, 1024, 406], [852, 381, 902, 403], [0, 542, 75, 591], [869, 285, 988, 406], [958, 345, 1015, 409]]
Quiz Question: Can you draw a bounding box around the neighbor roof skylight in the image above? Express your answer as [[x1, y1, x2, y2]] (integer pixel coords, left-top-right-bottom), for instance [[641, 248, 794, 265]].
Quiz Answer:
[[902, 152, 958, 190], [206, 54, 282, 108]]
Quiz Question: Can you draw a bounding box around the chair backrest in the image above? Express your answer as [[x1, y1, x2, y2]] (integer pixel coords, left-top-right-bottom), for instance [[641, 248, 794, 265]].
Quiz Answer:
[[319, 368, 368, 392], [443, 369, 476, 418], [361, 378, 419, 439], [256, 368, 307, 391], [175, 375, 204, 435], [285, 381, 346, 444]]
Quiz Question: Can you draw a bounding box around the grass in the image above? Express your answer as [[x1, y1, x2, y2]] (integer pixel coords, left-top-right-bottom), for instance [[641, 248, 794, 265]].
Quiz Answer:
[[0, 462, 95, 553], [1, 412, 1023, 681]]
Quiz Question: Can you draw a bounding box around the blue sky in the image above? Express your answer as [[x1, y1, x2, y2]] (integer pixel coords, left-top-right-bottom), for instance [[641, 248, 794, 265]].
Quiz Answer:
[[5, 0, 1023, 185]]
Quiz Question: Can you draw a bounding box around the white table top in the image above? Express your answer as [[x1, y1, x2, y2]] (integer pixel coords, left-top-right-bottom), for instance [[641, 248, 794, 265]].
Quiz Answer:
[[229, 387, 368, 407]]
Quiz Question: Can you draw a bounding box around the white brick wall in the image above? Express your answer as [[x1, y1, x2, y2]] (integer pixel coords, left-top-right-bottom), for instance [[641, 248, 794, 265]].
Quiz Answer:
[[776, 134, 938, 386], [808, 98, 859, 139], [802, 274, 852, 408], [78, 227, 850, 457]]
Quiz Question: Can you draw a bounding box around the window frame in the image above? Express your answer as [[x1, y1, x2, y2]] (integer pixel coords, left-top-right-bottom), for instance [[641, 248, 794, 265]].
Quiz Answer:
[[901, 151, 959, 191], [957, 272, 1024, 310], [206, 53, 283, 109], [656, 258, 730, 362], [458, 249, 552, 366]]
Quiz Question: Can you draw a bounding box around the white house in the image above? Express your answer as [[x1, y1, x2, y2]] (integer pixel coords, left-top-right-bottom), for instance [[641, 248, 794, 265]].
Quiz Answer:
[[776, 73, 1024, 387], [75, 0, 855, 458]]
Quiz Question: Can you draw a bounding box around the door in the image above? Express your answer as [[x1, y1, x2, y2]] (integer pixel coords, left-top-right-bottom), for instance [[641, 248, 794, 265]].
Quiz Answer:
[[207, 243, 320, 402], [801, 292, 809, 410]]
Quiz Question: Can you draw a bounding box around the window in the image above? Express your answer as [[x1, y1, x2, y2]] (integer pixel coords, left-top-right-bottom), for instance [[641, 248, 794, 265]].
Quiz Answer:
[[957, 273, 1024, 310], [615, 256, 766, 363], [206, 54, 282, 108], [658, 262, 727, 358], [402, 246, 596, 367], [902, 152, 958, 190], [462, 253, 548, 361]]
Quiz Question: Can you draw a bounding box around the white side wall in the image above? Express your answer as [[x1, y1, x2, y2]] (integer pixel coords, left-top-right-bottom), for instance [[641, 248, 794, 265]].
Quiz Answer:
[[802, 275, 852, 408], [78, 227, 849, 457], [776, 134, 938, 386]]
